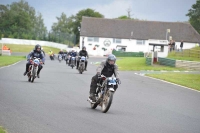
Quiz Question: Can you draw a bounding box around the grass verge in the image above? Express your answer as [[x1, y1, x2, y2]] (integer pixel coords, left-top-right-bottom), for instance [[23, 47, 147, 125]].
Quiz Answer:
[[2, 44, 61, 53], [0, 56, 25, 67], [167, 47, 200, 62], [116, 57, 185, 71], [167, 52, 200, 62], [146, 73, 200, 91], [0, 126, 7, 133]]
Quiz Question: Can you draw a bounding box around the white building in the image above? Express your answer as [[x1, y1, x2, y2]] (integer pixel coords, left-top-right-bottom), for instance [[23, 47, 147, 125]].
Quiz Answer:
[[79, 17, 200, 57]]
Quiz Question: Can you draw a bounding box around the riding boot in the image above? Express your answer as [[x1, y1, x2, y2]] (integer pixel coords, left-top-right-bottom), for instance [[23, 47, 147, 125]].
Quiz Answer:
[[76, 61, 79, 69], [89, 75, 98, 102], [37, 65, 43, 78], [24, 63, 29, 76], [85, 61, 88, 71]]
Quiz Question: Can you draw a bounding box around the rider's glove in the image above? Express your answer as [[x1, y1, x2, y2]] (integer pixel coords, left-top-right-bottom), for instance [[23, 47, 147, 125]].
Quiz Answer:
[[97, 72, 101, 78], [116, 78, 121, 84]]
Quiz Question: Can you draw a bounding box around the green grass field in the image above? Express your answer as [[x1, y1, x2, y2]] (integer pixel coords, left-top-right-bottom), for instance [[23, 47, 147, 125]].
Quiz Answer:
[[0, 56, 25, 67], [146, 73, 200, 91], [2, 44, 61, 53], [0, 127, 6, 133], [116, 57, 185, 71]]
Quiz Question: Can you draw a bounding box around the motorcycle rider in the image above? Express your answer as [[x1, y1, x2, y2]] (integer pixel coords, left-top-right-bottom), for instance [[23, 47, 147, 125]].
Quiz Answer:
[[23, 44, 45, 78], [76, 46, 89, 70], [69, 49, 77, 66], [88, 54, 120, 103], [58, 50, 64, 59], [48, 50, 54, 60], [63, 50, 68, 60]]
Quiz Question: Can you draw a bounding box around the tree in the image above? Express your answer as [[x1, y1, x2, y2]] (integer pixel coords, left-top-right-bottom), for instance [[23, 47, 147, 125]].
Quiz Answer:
[[71, 8, 104, 44], [186, 0, 200, 34], [51, 12, 73, 44], [117, 15, 131, 19], [52, 12, 71, 33], [34, 12, 47, 40], [0, 0, 47, 40]]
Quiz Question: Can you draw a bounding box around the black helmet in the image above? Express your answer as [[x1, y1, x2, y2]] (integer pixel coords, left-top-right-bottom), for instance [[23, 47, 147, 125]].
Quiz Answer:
[[106, 54, 116, 64], [82, 46, 86, 50], [35, 44, 41, 51]]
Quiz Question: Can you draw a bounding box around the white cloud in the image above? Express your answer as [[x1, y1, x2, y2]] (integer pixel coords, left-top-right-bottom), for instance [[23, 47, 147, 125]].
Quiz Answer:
[[94, 0, 133, 18]]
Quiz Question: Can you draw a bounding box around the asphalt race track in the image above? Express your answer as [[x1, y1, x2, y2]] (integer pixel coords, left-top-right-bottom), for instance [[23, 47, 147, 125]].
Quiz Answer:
[[0, 57, 200, 133]]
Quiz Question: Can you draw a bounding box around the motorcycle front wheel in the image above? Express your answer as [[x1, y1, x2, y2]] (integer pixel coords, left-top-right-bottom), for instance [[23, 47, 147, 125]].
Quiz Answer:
[[79, 67, 83, 74], [101, 91, 114, 113], [31, 68, 36, 83]]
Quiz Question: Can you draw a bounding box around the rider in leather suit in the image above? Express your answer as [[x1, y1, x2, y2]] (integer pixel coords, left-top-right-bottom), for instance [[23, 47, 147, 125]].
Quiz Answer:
[[69, 49, 77, 66], [23, 44, 45, 78], [76, 46, 89, 70], [88, 54, 120, 103]]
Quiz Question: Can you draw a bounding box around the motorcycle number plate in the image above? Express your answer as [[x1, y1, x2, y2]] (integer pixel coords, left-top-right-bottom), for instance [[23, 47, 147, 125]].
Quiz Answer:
[[108, 80, 116, 85]]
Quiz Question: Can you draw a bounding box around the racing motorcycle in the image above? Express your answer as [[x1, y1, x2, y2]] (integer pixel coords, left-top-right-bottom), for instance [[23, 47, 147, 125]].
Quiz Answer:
[[27, 57, 41, 83], [58, 54, 62, 63], [87, 75, 120, 113], [78, 56, 86, 74], [49, 53, 54, 60], [66, 55, 71, 65], [70, 56, 76, 69]]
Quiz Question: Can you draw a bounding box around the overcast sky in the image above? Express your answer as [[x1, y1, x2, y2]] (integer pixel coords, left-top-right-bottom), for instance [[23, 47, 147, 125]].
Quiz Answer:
[[0, 0, 196, 31]]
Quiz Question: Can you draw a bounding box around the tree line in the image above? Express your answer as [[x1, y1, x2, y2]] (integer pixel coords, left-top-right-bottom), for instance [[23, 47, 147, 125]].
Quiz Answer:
[[0, 0, 199, 46]]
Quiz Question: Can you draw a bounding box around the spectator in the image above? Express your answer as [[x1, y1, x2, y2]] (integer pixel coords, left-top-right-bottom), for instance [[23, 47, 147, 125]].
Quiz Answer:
[[172, 40, 175, 51], [180, 40, 183, 52], [168, 40, 172, 52]]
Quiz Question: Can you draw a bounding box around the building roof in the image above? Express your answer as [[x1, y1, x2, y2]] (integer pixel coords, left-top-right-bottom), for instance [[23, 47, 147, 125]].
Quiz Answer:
[[80, 17, 200, 43]]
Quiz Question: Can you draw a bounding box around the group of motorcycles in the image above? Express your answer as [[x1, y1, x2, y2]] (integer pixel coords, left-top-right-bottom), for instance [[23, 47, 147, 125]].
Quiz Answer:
[[26, 54, 120, 113], [66, 55, 86, 74], [55, 54, 87, 74]]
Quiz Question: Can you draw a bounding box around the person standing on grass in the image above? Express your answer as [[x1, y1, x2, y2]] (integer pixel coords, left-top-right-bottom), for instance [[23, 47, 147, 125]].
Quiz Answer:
[[180, 40, 183, 52], [172, 40, 176, 51], [168, 40, 172, 52]]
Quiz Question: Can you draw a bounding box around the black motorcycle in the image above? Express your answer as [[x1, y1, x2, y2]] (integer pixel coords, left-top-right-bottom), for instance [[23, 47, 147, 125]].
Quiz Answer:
[[50, 54, 54, 60], [88, 75, 120, 113], [70, 56, 76, 69], [78, 56, 86, 74], [27, 57, 41, 83]]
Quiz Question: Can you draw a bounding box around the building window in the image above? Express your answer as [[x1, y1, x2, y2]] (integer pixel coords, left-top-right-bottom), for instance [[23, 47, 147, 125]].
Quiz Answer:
[[94, 37, 99, 42], [137, 40, 145, 45], [88, 37, 93, 42], [113, 38, 121, 43], [87, 37, 99, 42]]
